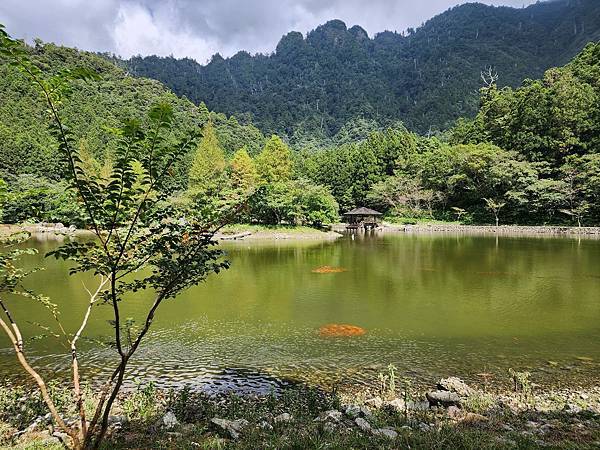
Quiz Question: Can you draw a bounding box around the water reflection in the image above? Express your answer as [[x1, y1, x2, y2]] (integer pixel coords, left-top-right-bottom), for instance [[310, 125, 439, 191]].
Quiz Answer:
[[1, 233, 599, 392]]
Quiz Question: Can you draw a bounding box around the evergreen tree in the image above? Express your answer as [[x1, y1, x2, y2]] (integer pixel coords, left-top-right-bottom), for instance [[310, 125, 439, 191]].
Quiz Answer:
[[230, 147, 258, 193], [256, 135, 293, 183], [188, 121, 226, 195]]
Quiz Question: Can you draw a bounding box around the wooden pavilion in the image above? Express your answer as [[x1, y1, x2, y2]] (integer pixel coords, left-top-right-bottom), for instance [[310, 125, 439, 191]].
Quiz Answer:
[[343, 207, 383, 230]]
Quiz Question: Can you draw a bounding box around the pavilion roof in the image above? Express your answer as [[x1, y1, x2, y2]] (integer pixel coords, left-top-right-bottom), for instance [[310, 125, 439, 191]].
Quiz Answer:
[[344, 207, 382, 216]]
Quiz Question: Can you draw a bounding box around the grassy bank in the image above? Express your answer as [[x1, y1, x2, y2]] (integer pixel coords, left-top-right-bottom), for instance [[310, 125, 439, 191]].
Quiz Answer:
[[2, 374, 599, 449], [215, 224, 342, 241], [0, 223, 342, 242]]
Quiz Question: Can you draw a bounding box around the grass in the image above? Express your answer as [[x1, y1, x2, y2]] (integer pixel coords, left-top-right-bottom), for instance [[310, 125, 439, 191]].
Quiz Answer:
[[220, 224, 333, 234], [2, 381, 599, 449], [384, 216, 463, 226]]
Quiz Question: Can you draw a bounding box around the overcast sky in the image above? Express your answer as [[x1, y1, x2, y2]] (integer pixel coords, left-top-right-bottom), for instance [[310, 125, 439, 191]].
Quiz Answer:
[[1, 0, 538, 64]]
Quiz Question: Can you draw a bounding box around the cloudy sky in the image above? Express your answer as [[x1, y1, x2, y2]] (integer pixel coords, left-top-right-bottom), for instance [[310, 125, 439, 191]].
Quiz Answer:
[[1, 0, 537, 64]]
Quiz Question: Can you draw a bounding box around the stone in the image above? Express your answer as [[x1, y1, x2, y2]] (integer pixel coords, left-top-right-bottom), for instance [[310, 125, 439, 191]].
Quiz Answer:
[[373, 427, 398, 439], [406, 400, 430, 411], [316, 410, 343, 423], [259, 420, 273, 431], [418, 422, 430, 431], [385, 398, 406, 411], [162, 411, 179, 430], [426, 390, 461, 407], [211, 418, 249, 440], [365, 397, 384, 408], [344, 404, 360, 418], [355, 417, 371, 432], [323, 422, 337, 433], [446, 405, 463, 419], [52, 431, 70, 444], [437, 377, 474, 397], [167, 432, 183, 438], [274, 413, 293, 423], [108, 415, 128, 426], [564, 403, 583, 414], [344, 404, 372, 418]]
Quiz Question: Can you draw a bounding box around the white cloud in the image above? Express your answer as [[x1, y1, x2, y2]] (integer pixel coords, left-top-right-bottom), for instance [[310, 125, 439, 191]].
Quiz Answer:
[[113, 2, 219, 61], [0, 0, 540, 63]]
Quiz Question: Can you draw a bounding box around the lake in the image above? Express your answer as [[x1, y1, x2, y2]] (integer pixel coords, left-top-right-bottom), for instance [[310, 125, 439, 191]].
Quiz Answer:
[[1, 232, 600, 393]]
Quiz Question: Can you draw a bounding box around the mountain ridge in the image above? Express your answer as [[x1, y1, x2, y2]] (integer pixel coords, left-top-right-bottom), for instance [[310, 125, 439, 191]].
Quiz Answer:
[[96, 1, 600, 137]]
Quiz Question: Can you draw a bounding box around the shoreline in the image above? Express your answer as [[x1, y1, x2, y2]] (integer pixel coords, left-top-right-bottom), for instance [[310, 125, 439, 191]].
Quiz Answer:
[[362, 223, 600, 238], [0, 224, 343, 242], [2, 376, 598, 449], [4, 223, 600, 243]]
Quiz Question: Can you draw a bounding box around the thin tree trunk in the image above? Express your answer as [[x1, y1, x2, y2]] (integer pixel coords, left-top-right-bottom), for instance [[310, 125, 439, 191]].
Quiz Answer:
[[0, 299, 80, 448]]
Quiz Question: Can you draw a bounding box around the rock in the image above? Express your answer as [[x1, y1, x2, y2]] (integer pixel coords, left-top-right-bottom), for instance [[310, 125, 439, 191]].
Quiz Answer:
[[385, 398, 406, 411], [344, 404, 372, 418], [323, 422, 337, 433], [167, 432, 183, 438], [108, 415, 127, 426], [447, 405, 463, 419], [52, 431, 70, 444], [426, 390, 461, 407], [365, 397, 384, 408], [406, 400, 430, 411], [355, 417, 371, 432], [564, 403, 583, 414], [344, 404, 360, 418], [437, 377, 473, 397], [259, 420, 273, 431], [373, 427, 398, 439], [274, 413, 293, 423], [162, 411, 179, 430], [211, 418, 249, 440], [316, 410, 342, 423]]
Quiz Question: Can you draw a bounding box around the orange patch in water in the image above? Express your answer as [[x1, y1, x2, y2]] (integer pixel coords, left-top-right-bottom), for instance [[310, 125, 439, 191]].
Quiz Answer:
[[311, 266, 348, 274], [318, 324, 366, 337]]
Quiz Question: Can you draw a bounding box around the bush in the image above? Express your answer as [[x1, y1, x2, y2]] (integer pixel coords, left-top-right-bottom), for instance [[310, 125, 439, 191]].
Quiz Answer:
[[2, 175, 85, 226], [248, 179, 339, 227]]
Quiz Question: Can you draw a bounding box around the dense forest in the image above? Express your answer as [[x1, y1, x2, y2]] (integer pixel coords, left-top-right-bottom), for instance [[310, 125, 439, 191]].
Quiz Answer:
[[122, 0, 600, 141], [295, 41, 600, 225], [0, 16, 599, 228]]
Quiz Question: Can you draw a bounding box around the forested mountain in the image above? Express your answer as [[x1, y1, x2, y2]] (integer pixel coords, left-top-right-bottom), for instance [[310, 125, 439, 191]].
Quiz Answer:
[[0, 43, 266, 184], [297, 41, 600, 224], [123, 0, 600, 139]]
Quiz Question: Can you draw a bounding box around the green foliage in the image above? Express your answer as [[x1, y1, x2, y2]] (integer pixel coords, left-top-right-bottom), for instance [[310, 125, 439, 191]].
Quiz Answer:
[[229, 147, 258, 194], [0, 37, 265, 189], [0, 27, 236, 449], [256, 136, 293, 183], [122, 382, 160, 422], [123, 1, 600, 137], [188, 121, 227, 195], [0, 178, 6, 218], [2, 175, 85, 226], [249, 179, 338, 226]]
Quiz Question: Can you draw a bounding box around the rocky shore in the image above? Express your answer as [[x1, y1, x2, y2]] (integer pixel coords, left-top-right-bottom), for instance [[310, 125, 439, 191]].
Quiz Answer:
[[387, 223, 600, 237], [2, 377, 599, 449]]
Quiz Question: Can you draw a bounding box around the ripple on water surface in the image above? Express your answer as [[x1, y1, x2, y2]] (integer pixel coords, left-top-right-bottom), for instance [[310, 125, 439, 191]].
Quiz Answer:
[[1, 234, 600, 392]]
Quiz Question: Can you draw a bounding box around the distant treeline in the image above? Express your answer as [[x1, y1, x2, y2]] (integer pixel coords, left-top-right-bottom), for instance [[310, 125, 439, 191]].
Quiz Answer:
[[0, 38, 599, 227], [122, 0, 600, 139]]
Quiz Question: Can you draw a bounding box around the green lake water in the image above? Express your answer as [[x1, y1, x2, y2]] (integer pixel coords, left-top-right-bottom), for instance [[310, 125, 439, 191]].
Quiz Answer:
[[1, 232, 600, 393]]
